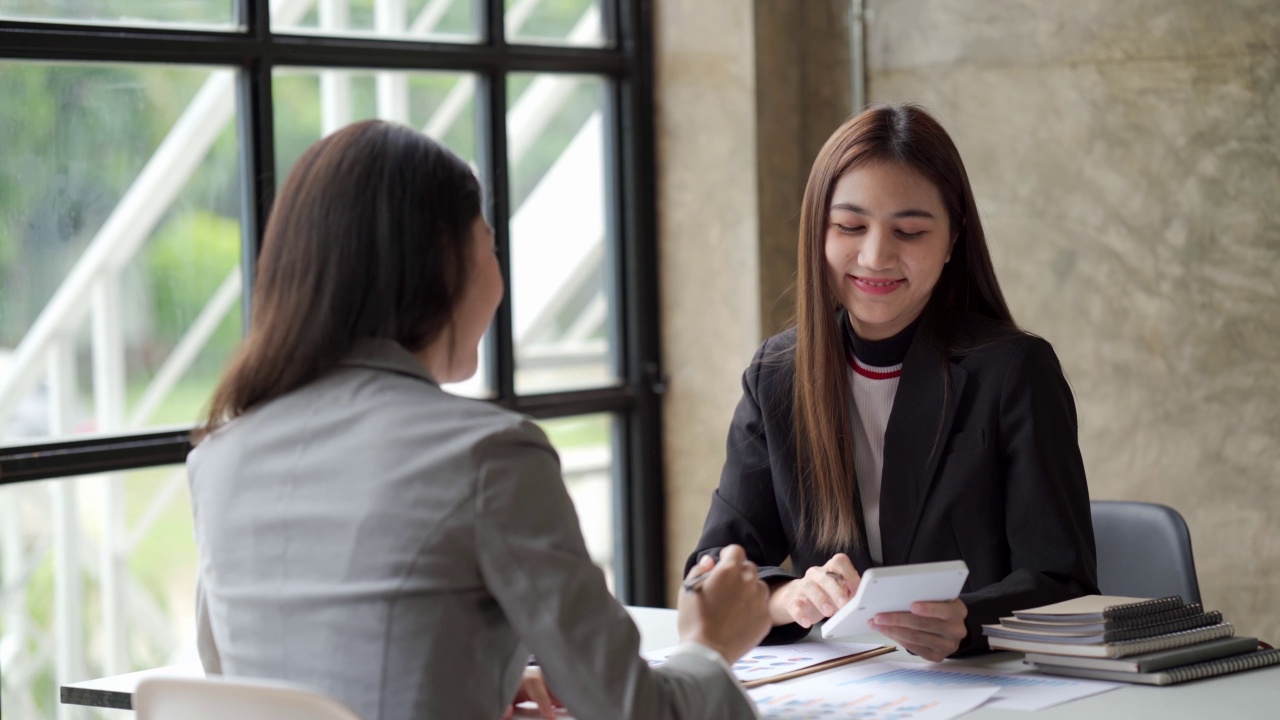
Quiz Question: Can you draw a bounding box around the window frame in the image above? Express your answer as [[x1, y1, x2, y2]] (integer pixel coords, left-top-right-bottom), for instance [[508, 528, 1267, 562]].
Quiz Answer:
[[0, 0, 666, 605]]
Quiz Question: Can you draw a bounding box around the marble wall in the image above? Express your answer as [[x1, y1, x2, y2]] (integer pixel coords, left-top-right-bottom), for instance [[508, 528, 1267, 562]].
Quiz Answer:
[[866, 0, 1280, 639]]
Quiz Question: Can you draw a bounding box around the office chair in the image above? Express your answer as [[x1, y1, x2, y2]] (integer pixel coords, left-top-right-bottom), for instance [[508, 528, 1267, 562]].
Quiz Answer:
[[1091, 500, 1201, 605], [134, 676, 363, 720]]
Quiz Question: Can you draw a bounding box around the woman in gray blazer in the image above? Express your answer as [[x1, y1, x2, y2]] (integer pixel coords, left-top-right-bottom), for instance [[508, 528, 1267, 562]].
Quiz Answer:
[[189, 120, 770, 720]]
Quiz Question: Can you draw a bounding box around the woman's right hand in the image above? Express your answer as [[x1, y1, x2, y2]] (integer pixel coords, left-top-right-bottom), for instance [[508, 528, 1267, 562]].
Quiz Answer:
[[768, 553, 860, 628]]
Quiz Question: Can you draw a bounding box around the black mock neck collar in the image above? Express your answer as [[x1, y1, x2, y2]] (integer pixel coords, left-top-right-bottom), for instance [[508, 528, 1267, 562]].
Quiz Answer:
[[842, 313, 920, 368]]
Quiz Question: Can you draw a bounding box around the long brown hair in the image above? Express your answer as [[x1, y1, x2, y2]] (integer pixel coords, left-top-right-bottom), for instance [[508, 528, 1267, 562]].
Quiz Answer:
[[199, 120, 481, 437], [794, 103, 1016, 552]]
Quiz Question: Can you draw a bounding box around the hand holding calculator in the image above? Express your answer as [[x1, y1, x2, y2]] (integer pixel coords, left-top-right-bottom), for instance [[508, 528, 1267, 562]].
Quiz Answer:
[[821, 560, 969, 639]]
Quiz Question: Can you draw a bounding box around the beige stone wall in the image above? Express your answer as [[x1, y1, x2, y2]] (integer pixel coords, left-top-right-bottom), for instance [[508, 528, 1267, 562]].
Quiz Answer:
[[655, 0, 764, 605], [754, 0, 855, 336], [866, 0, 1280, 639], [654, 1, 852, 604]]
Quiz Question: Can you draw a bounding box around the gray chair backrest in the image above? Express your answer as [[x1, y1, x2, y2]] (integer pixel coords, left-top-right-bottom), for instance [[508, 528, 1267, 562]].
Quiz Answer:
[[1091, 500, 1201, 605], [135, 676, 364, 720]]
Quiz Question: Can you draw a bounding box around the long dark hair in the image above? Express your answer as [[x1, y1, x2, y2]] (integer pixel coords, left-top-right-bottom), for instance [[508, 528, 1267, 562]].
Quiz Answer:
[[199, 120, 481, 437], [794, 103, 1017, 552]]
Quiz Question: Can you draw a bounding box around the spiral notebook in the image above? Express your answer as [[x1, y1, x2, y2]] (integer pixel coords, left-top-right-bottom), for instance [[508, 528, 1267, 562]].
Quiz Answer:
[[984, 610, 1223, 644], [999, 603, 1206, 634], [1024, 636, 1261, 673], [1011, 595, 1183, 623], [1030, 648, 1280, 685], [986, 622, 1236, 658]]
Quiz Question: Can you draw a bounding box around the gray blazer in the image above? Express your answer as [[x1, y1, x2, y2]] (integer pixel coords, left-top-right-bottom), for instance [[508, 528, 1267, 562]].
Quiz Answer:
[[189, 339, 753, 720]]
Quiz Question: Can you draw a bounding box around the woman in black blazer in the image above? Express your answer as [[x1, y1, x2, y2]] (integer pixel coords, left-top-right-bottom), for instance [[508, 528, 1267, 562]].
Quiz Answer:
[[688, 104, 1097, 660]]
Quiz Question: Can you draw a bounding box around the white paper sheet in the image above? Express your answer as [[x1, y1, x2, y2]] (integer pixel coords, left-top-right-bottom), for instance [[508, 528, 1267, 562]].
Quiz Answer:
[[817, 660, 1121, 712], [643, 641, 886, 683], [747, 677, 998, 720]]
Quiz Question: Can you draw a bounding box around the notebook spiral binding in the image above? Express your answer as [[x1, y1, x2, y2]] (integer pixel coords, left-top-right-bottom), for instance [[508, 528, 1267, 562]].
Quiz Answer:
[[1106, 596, 1182, 619], [1110, 623, 1234, 652], [1163, 648, 1280, 684], [1107, 611, 1222, 643], [1114, 603, 1203, 630]]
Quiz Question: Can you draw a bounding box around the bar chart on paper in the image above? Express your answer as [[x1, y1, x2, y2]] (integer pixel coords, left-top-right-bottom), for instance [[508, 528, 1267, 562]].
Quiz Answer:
[[828, 661, 1120, 711], [644, 642, 883, 683], [747, 682, 998, 720]]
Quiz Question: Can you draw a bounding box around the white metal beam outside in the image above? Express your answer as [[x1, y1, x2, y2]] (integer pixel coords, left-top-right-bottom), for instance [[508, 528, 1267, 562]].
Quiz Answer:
[[506, 5, 601, 163], [319, 0, 353, 135], [375, 0, 411, 124], [91, 276, 128, 676], [407, 0, 456, 36], [0, 71, 234, 428], [49, 341, 85, 716], [127, 268, 242, 430], [0, 0, 314, 430]]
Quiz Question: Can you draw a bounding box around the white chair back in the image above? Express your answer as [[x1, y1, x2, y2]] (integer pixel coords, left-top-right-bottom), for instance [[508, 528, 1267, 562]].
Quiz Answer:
[[134, 675, 363, 720]]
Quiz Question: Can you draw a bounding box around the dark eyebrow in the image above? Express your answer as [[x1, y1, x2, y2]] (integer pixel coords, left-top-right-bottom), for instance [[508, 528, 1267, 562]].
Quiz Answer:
[[831, 203, 936, 220]]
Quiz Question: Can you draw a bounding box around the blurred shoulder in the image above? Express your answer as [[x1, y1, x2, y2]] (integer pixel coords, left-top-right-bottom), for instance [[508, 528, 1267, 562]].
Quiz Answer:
[[950, 313, 1063, 375], [745, 326, 799, 402]]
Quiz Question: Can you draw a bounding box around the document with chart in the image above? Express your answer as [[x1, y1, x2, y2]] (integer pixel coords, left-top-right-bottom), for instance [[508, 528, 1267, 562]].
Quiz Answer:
[[804, 660, 1120, 712], [643, 641, 887, 684], [746, 677, 998, 720]]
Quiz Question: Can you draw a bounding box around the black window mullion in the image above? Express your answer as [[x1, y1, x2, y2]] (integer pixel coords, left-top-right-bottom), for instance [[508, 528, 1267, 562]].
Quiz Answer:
[[244, 0, 269, 41], [238, 0, 276, 331], [600, 64, 634, 605], [0, 431, 193, 486], [478, 0, 513, 402], [481, 68, 517, 404], [0, 25, 624, 74], [601, 0, 621, 49], [485, 0, 506, 48], [504, 386, 634, 419], [615, 0, 665, 606]]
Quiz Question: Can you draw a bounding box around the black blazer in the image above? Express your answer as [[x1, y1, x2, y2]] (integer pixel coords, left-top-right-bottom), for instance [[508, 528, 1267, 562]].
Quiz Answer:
[[687, 314, 1098, 653]]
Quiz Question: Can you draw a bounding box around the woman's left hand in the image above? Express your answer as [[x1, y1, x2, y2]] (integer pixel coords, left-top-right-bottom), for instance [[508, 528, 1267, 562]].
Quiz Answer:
[[869, 598, 969, 662], [503, 667, 562, 719]]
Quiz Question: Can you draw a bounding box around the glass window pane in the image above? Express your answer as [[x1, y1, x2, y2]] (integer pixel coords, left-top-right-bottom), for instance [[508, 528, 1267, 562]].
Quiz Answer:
[[539, 413, 616, 590], [0, 62, 243, 445], [272, 66, 489, 398], [272, 0, 479, 42], [0, 0, 237, 29], [508, 73, 615, 394], [506, 0, 606, 47], [0, 467, 198, 719]]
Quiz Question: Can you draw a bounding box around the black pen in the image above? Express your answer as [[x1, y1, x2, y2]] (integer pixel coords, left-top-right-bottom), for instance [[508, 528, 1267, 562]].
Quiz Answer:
[[682, 569, 712, 593], [690, 569, 845, 593], [682, 554, 721, 592]]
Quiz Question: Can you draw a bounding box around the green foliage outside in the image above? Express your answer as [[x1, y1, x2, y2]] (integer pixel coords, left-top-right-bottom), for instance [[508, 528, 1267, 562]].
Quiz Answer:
[[0, 0, 236, 26], [142, 211, 243, 382], [542, 413, 608, 450], [508, 0, 597, 41]]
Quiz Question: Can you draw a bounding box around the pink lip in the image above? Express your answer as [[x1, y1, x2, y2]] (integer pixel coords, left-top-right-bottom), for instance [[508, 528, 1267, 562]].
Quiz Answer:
[[849, 275, 905, 296]]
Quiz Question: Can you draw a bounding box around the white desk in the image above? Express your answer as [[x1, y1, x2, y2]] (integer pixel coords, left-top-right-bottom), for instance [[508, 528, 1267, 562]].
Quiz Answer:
[[61, 606, 1280, 718]]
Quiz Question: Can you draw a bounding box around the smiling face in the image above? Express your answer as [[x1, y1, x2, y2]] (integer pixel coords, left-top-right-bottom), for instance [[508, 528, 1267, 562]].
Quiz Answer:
[[824, 161, 955, 341]]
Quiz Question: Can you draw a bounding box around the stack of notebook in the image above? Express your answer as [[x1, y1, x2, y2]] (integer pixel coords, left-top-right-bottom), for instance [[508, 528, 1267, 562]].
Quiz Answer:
[[982, 595, 1280, 685]]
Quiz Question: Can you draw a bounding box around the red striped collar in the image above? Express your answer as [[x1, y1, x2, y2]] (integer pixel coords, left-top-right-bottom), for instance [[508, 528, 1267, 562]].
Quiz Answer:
[[848, 356, 902, 380]]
